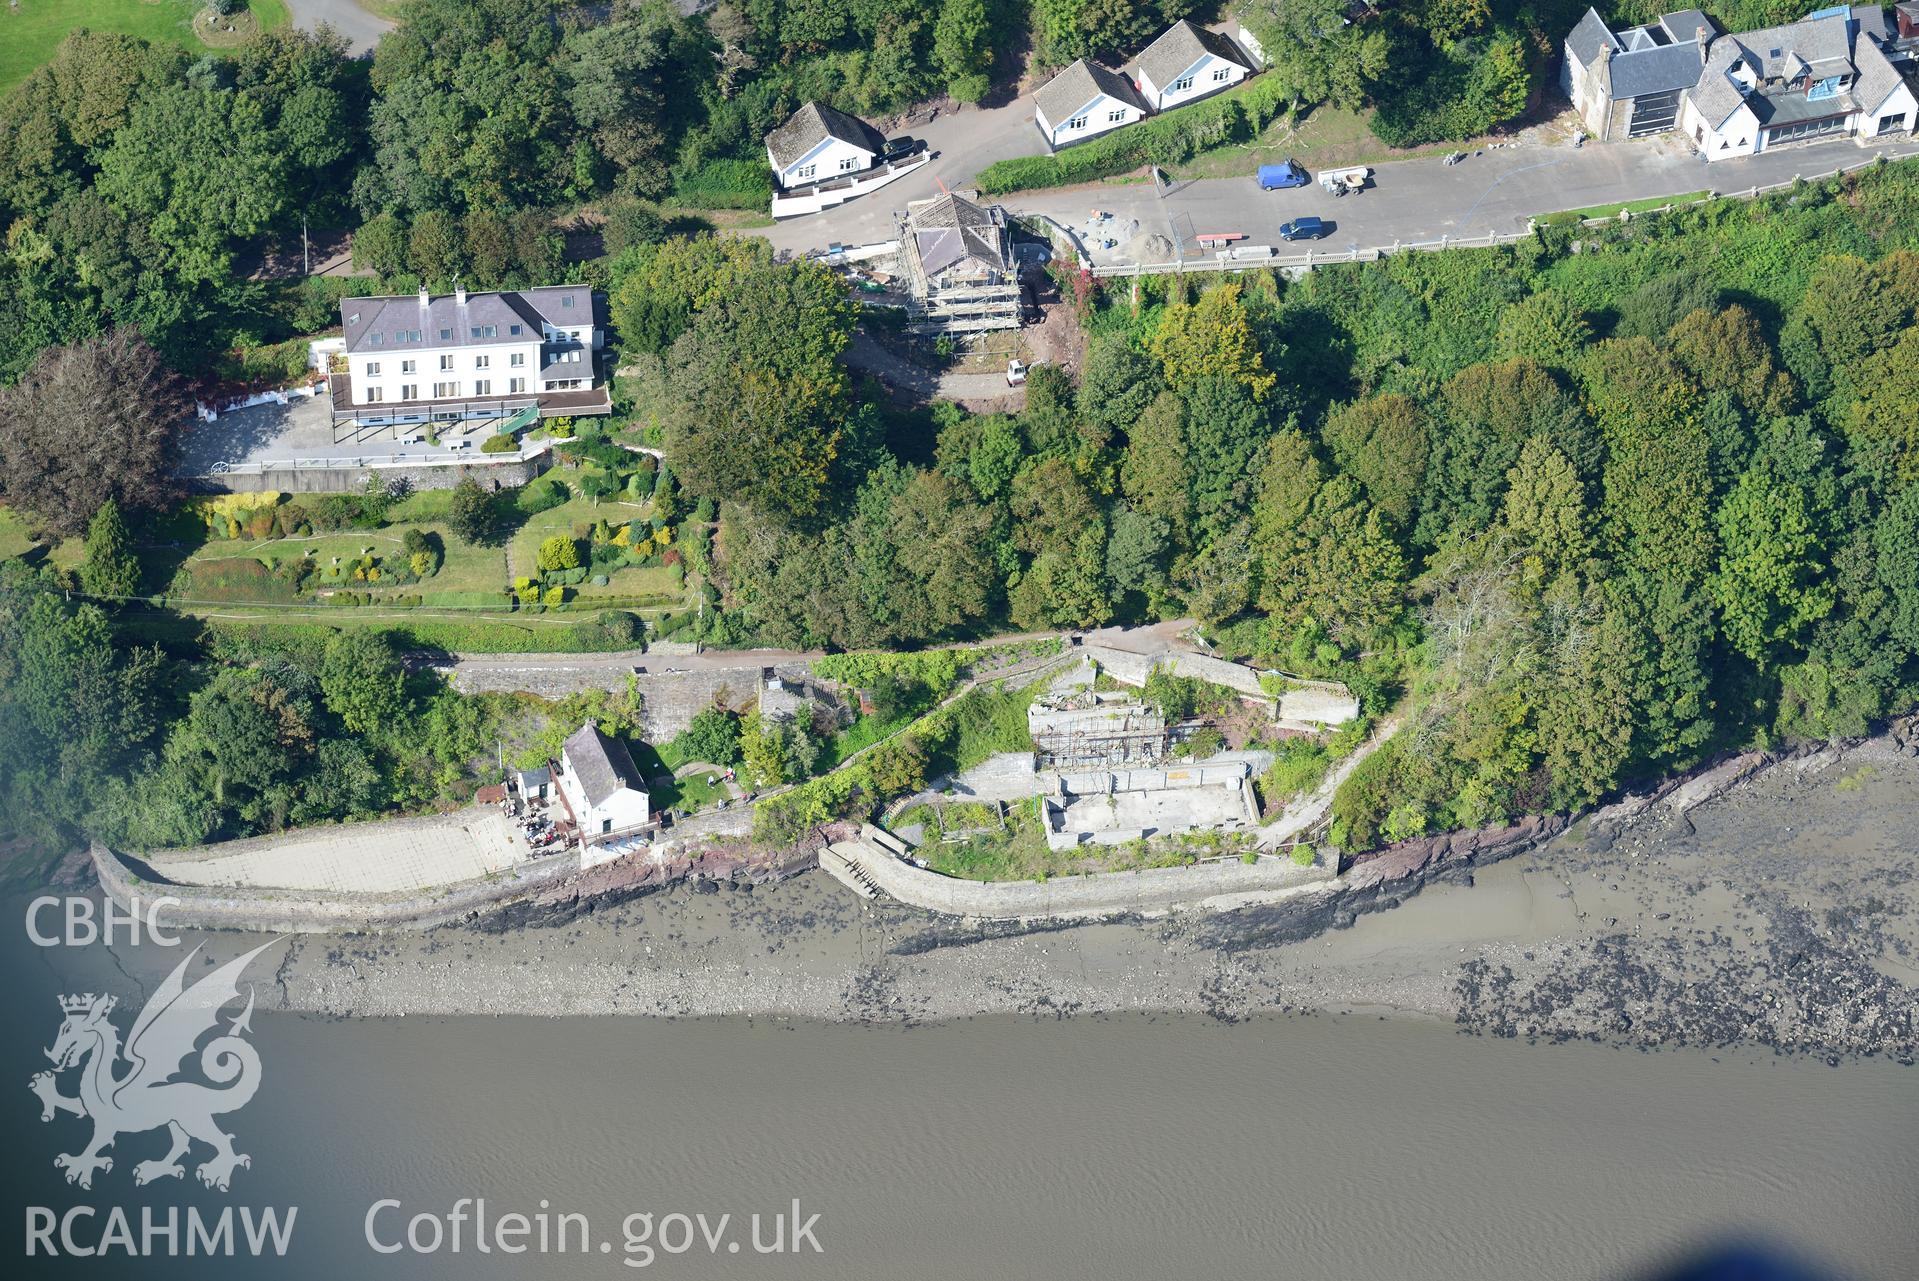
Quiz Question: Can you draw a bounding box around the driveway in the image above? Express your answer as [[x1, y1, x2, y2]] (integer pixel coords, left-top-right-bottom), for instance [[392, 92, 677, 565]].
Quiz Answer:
[[177, 390, 518, 476], [286, 0, 393, 55], [765, 117, 1919, 264]]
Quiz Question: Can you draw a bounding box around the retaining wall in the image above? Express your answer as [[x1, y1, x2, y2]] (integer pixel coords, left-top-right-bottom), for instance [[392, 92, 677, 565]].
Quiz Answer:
[[90, 841, 587, 935], [444, 661, 815, 741], [847, 842, 1335, 921], [193, 457, 544, 495]]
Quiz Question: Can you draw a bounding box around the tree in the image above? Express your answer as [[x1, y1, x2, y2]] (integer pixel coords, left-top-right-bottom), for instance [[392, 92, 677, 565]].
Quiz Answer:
[[94, 82, 286, 279], [1080, 334, 1162, 443], [1499, 437, 1593, 590], [663, 259, 855, 525], [447, 477, 495, 545], [352, 212, 409, 275], [320, 630, 407, 736], [1421, 357, 1591, 545], [0, 330, 189, 536], [408, 208, 464, 286], [1494, 290, 1591, 370], [537, 535, 582, 572], [1847, 326, 1919, 486], [1239, 0, 1388, 109], [933, 0, 997, 101], [1148, 284, 1277, 399], [1257, 476, 1407, 645], [1710, 465, 1832, 664], [80, 498, 141, 601], [1181, 376, 1270, 540], [1321, 393, 1428, 531], [1120, 391, 1192, 545], [677, 707, 742, 766]]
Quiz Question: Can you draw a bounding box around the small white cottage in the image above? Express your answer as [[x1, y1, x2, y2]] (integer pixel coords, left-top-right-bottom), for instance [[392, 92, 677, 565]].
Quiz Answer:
[[764, 102, 888, 191], [557, 723, 650, 839], [1033, 58, 1150, 149]]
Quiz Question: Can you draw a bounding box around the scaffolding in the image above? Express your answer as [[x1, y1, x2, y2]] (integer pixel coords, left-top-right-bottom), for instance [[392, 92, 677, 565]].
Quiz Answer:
[[894, 192, 1022, 335], [1028, 696, 1171, 771]]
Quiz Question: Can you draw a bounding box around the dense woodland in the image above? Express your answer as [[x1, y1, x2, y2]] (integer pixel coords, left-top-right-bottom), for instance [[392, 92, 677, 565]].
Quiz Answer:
[[6, 4, 1919, 861]]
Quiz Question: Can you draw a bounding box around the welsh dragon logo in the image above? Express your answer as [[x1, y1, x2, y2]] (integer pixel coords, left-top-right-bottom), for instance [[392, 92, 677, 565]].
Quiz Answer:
[[30, 942, 272, 1192]]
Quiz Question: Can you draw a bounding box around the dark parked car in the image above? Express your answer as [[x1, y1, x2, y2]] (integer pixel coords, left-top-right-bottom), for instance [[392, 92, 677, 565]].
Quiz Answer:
[[1278, 216, 1328, 241], [1257, 160, 1309, 190], [883, 136, 922, 160]]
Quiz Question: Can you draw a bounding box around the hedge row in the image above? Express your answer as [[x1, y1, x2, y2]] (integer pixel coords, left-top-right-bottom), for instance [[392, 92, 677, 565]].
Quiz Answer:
[[977, 76, 1290, 195]]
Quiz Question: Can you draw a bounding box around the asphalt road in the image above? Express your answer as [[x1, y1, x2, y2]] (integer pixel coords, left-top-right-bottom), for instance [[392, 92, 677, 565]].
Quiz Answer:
[[766, 122, 1919, 265], [285, 0, 393, 55]]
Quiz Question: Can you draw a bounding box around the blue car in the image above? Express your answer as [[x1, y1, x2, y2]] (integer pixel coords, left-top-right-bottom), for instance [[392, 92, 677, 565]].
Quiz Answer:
[[1278, 216, 1327, 241], [1257, 160, 1309, 190]]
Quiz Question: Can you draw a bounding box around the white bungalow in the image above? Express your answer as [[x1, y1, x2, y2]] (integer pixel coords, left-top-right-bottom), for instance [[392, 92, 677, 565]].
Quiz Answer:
[[1130, 20, 1255, 111], [764, 102, 887, 191], [557, 723, 650, 840], [1033, 58, 1149, 150]]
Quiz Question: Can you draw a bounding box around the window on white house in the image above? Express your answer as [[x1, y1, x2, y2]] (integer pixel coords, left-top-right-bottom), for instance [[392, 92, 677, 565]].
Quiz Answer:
[[1108, 108, 1127, 122], [434, 381, 458, 398], [474, 379, 491, 395], [365, 361, 381, 376], [401, 360, 416, 374], [470, 324, 496, 338], [1173, 76, 1194, 92], [1068, 115, 1088, 130], [601, 819, 612, 834], [475, 355, 490, 369], [797, 163, 817, 180], [401, 384, 417, 401], [1212, 67, 1231, 82], [839, 156, 859, 171], [365, 387, 383, 403], [439, 355, 454, 371], [509, 353, 525, 367], [569, 329, 581, 341], [402, 329, 422, 343], [509, 377, 527, 393]]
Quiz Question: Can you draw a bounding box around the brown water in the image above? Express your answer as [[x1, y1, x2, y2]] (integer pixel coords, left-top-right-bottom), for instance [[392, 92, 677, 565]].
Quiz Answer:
[[6, 990, 1916, 1280]]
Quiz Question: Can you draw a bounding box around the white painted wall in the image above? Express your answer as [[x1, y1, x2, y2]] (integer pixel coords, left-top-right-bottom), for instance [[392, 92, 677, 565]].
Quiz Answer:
[[1681, 96, 1760, 161], [1138, 53, 1246, 110], [557, 758, 650, 838], [350, 339, 543, 406], [1857, 80, 1919, 137], [1037, 92, 1146, 149], [770, 135, 878, 190]]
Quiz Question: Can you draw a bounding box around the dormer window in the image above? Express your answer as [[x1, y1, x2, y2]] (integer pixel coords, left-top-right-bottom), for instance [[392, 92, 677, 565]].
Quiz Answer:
[[369, 332, 383, 346], [510, 324, 523, 336]]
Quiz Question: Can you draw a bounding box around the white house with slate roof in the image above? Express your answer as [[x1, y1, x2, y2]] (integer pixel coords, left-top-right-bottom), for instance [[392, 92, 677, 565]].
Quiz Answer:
[[1131, 20, 1255, 111], [557, 723, 650, 840], [1677, 6, 1919, 160], [336, 283, 605, 428], [1033, 58, 1149, 149], [765, 101, 887, 191]]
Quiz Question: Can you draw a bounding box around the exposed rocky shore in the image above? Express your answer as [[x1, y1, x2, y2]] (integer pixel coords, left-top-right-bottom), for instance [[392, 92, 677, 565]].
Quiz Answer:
[[92, 731, 1919, 1064]]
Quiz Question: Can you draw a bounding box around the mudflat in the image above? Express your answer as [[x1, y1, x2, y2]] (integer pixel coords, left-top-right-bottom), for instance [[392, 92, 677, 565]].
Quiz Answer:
[[106, 739, 1919, 1062]]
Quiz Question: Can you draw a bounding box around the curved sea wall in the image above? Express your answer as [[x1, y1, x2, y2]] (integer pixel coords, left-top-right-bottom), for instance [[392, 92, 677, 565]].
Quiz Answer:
[[841, 840, 1338, 921], [90, 841, 585, 935]]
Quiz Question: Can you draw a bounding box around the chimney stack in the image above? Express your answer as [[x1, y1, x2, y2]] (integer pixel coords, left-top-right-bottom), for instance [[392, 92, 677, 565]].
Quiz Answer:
[[1698, 27, 1710, 65], [455, 280, 467, 308], [417, 284, 429, 310]]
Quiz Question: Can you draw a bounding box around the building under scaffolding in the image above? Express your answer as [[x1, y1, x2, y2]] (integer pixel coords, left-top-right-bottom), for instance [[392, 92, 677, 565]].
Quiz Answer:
[[1027, 691, 1170, 772], [894, 191, 1022, 334]]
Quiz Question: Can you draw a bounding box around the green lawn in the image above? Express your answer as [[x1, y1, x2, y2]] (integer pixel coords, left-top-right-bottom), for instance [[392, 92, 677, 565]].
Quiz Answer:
[[1175, 104, 1468, 183], [0, 0, 290, 95], [508, 486, 688, 607], [184, 524, 507, 600], [0, 507, 40, 562]]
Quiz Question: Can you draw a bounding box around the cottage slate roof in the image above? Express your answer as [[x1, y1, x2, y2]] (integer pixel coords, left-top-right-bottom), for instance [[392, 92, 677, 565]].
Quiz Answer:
[[764, 101, 886, 172], [1726, 13, 1855, 80], [341, 285, 590, 356], [1133, 20, 1251, 90], [1610, 40, 1709, 96], [1659, 9, 1717, 42], [1033, 58, 1145, 126], [907, 192, 1010, 278], [562, 723, 644, 807], [1689, 41, 1756, 127], [1852, 29, 1907, 110], [1567, 7, 1621, 65]]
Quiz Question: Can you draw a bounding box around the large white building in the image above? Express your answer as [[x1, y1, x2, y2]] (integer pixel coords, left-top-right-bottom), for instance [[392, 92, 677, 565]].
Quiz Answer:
[[334, 283, 609, 428], [557, 723, 651, 842], [1563, 5, 1919, 158]]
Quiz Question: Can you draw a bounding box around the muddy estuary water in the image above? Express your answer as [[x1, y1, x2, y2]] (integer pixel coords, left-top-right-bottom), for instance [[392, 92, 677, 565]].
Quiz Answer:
[[5, 743, 1917, 1279]]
